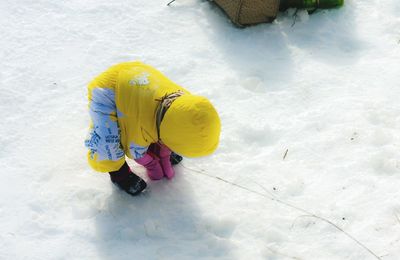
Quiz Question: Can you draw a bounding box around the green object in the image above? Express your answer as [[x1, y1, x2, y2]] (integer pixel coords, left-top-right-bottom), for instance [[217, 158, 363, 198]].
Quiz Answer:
[[280, 0, 344, 11], [304, 0, 343, 8]]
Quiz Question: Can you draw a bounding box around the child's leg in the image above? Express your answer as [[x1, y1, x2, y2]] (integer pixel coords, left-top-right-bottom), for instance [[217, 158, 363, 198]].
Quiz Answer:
[[109, 162, 147, 196], [170, 152, 183, 165]]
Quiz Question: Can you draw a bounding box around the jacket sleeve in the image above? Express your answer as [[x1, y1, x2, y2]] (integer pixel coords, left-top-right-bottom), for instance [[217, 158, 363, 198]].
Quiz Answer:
[[85, 86, 126, 172]]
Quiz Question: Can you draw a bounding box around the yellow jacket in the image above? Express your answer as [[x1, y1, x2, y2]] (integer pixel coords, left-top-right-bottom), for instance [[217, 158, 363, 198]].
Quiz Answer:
[[85, 61, 220, 173]]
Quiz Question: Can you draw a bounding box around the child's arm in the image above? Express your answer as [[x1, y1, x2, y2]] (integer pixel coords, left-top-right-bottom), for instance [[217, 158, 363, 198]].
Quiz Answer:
[[85, 87, 126, 172]]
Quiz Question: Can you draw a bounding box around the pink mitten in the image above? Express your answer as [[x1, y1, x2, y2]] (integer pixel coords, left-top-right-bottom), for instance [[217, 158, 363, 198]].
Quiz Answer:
[[135, 153, 163, 180], [158, 144, 175, 179]]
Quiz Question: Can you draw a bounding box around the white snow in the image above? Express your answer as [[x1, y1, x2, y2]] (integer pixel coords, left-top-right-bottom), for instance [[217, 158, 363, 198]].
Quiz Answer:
[[1, 0, 400, 259]]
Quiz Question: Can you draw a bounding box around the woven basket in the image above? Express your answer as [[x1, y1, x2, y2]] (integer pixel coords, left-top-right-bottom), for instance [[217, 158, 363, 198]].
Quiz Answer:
[[213, 0, 280, 26]]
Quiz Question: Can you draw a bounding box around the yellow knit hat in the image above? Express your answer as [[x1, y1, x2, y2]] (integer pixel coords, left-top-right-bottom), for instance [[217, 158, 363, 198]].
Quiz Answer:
[[160, 95, 221, 157]]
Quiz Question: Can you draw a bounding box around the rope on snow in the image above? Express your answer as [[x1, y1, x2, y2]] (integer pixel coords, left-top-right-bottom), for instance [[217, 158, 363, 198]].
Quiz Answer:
[[181, 163, 382, 260]]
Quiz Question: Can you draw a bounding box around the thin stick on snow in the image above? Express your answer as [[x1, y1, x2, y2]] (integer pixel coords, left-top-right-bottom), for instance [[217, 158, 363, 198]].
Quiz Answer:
[[167, 0, 177, 6], [283, 149, 289, 160], [395, 212, 400, 225], [291, 9, 299, 27], [181, 164, 382, 260], [265, 245, 303, 260]]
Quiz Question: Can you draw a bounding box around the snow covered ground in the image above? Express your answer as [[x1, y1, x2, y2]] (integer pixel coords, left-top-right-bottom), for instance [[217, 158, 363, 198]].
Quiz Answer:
[[1, 0, 400, 259]]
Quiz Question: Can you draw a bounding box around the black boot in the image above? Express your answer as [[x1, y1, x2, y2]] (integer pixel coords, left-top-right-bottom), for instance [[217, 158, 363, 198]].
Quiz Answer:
[[109, 162, 147, 196], [170, 152, 183, 166]]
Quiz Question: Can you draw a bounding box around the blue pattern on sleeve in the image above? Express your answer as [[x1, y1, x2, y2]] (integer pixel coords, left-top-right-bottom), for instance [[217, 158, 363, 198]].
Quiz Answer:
[[85, 88, 125, 161], [129, 142, 148, 159]]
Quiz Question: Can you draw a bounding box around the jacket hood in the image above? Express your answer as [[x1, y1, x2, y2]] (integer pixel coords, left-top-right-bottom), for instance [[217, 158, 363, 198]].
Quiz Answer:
[[160, 95, 221, 157]]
